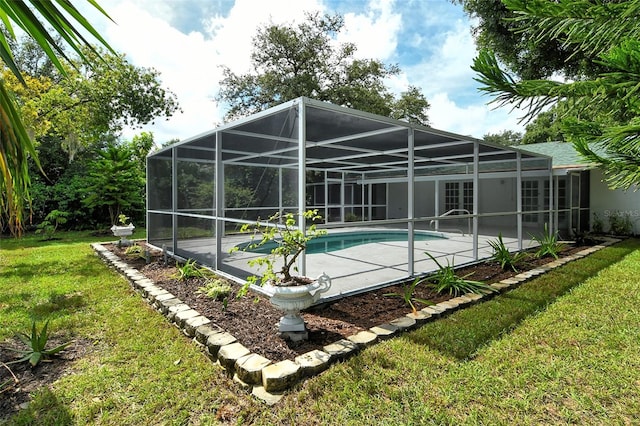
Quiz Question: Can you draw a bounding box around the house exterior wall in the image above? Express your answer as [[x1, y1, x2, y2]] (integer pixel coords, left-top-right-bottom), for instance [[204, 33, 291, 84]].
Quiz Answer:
[[589, 169, 640, 234]]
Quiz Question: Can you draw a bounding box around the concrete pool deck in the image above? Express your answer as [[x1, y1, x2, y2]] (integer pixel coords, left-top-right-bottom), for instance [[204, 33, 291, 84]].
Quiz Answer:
[[210, 229, 535, 301]]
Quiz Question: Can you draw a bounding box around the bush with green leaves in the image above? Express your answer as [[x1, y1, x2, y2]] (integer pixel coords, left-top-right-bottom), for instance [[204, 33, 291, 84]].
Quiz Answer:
[[384, 277, 432, 314], [6, 321, 72, 367], [608, 211, 633, 236], [592, 212, 604, 234], [35, 209, 69, 240], [197, 279, 232, 301], [425, 252, 496, 297], [172, 259, 211, 281], [531, 223, 565, 259], [488, 233, 528, 272]]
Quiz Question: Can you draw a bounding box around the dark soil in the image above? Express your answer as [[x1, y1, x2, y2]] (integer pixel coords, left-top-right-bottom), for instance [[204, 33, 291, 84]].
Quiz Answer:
[[108, 241, 591, 362]]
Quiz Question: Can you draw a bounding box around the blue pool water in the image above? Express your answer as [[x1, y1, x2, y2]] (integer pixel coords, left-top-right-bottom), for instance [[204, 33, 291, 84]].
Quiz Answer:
[[238, 230, 446, 255]]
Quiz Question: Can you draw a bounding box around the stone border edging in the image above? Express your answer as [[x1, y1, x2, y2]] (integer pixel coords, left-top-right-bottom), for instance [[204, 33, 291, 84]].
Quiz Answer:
[[91, 238, 619, 404]]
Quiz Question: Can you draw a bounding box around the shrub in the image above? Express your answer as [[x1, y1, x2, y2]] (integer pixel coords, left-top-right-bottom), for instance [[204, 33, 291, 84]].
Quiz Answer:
[[592, 212, 604, 234], [608, 211, 633, 235], [35, 210, 69, 240], [172, 259, 211, 281], [197, 279, 232, 301]]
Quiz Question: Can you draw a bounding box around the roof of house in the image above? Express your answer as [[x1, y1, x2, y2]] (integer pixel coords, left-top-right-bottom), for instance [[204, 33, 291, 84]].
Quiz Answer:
[[514, 141, 597, 169]]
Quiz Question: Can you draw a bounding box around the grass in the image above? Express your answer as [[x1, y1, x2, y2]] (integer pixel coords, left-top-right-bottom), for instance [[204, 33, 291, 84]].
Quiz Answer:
[[1, 232, 639, 424]]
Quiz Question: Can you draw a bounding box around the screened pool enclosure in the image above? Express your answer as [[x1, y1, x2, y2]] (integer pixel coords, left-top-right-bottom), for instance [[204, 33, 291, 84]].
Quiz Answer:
[[147, 97, 564, 301]]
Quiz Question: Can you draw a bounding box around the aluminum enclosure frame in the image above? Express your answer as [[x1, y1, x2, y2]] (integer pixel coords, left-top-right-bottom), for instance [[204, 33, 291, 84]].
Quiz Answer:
[[146, 97, 554, 298]]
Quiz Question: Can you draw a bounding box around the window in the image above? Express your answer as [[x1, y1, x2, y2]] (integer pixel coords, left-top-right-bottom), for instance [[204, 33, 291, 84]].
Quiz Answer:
[[522, 180, 539, 223], [463, 181, 473, 213], [445, 182, 458, 213], [444, 181, 473, 214]]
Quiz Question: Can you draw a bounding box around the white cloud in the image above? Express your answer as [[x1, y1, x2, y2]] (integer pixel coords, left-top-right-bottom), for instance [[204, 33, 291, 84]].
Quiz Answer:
[[203, 0, 326, 73], [338, 0, 402, 60], [404, 19, 478, 98], [429, 93, 525, 138]]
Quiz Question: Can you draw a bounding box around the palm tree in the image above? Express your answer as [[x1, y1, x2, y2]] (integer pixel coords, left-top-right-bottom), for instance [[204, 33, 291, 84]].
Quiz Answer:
[[1, 0, 114, 236]]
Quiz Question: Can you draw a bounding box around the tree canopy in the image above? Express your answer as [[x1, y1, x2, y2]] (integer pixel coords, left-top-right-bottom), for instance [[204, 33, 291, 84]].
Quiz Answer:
[[472, 0, 640, 190], [0, 0, 113, 236], [455, 0, 618, 79], [216, 12, 430, 125], [4, 46, 180, 161], [483, 129, 522, 146]]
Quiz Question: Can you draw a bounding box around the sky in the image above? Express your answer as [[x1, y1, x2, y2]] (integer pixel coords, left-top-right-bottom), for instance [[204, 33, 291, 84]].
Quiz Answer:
[[79, 0, 527, 145]]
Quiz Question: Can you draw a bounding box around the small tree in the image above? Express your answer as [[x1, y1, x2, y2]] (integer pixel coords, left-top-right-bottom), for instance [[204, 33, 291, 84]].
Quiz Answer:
[[231, 210, 327, 294], [83, 144, 145, 226], [35, 209, 69, 240]]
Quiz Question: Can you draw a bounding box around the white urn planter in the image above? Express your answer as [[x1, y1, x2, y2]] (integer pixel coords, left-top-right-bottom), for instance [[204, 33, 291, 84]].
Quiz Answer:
[[111, 223, 135, 246], [265, 272, 332, 335]]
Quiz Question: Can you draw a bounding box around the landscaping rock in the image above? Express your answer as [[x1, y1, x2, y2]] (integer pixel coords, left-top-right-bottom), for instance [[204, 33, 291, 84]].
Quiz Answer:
[[218, 342, 250, 372], [174, 308, 200, 328], [183, 315, 211, 337], [159, 297, 184, 315], [295, 349, 331, 376], [369, 323, 398, 339], [406, 310, 432, 323], [436, 300, 459, 310], [235, 353, 272, 385], [347, 330, 378, 347], [195, 324, 223, 345], [262, 360, 300, 392], [323, 339, 358, 361], [252, 386, 284, 405], [421, 305, 446, 316], [232, 374, 252, 391], [463, 293, 484, 302], [206, 332, 237, 357], [389, 316, 416, 331]]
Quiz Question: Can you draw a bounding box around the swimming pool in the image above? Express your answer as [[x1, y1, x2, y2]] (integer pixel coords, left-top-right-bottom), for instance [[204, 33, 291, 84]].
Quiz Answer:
[[237, 230, 446, 255]]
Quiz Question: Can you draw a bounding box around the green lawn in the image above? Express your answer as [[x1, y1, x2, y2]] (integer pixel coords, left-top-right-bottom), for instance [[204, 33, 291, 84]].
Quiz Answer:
[[1, 233, 639, 425]]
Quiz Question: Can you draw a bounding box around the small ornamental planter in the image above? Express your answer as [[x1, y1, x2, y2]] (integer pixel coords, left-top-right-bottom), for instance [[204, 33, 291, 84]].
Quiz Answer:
[[111, 213, 135, 246], [266, 273, 332, 335], [111, 223, 135, 247]]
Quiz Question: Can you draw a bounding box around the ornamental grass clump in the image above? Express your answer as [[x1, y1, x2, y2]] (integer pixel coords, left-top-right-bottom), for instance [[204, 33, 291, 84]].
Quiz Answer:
[[172, 259, 212, 281], [531, 223, 565, 259], [488, 233, 528, 272], [384, 277, 433, 314], [424, 252, 496, 297]]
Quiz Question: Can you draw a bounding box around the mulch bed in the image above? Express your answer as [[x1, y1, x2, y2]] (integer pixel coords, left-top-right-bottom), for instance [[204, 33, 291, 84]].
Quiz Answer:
[[107, 241, 591, 362]]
